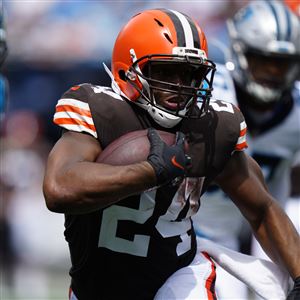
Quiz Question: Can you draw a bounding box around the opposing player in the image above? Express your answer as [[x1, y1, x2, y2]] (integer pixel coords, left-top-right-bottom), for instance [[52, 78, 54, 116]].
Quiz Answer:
[[43, 8, 300, 300], [0, 2, 7, 119], [193, 1, 300, 298]]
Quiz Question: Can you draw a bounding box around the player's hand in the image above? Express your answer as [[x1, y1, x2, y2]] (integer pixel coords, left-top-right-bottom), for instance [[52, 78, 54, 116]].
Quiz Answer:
[[287, 277, 300, 300], [147, 127, 190, 185]]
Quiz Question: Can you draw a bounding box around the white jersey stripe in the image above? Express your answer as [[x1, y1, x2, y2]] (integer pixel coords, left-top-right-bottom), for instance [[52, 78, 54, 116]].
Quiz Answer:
[[54, 111, 94, 125], [170, 10, 194, 48], [237, 135, 246, 145], [240, 121, 247, 131], [57, 98, 90, 110]]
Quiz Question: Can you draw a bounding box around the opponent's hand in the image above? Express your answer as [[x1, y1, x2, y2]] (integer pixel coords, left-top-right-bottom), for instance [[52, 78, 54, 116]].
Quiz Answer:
[[147, 127, 189, 185], [287, 277, 300, 300]]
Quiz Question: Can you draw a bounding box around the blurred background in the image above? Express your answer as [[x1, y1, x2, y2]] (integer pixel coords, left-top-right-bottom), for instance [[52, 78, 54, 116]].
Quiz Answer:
[[6, 0, 300, 299]]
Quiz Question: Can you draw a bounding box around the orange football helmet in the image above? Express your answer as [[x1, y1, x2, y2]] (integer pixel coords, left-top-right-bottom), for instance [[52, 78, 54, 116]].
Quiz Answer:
[[111, 9, 215, 128], [284, 0, 300, 16]]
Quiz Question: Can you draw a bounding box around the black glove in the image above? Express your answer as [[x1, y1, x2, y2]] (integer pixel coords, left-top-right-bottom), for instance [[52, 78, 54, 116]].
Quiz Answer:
[[287, 277, 300, 300], [147, 128, 189, 185]]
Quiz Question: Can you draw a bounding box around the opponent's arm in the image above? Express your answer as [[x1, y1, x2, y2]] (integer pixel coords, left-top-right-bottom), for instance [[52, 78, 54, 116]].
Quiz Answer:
[[215, 151, 300, 280], [43, 131, 156, 214]]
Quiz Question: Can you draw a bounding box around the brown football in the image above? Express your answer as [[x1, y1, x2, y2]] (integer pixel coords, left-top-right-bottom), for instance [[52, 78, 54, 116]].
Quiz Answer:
[[96, 129, 175, 165]]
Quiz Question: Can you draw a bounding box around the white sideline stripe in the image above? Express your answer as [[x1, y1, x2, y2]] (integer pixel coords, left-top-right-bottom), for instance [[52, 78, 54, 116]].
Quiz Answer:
[[54, 111, 94, 125], [57, 98, 90, 110], [171, 10, 194, 48]]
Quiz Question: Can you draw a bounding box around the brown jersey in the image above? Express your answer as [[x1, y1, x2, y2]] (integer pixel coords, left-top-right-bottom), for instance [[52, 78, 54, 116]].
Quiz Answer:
[[53, 83, 247, 300]]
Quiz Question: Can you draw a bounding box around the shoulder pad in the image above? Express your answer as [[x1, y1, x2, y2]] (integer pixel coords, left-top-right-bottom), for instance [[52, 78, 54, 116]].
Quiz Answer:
[[61, 83, 94, 103], [61, 83, 123, 103], [209, 100, 248, 152], [53, 83, 98, 138], [53, 84, 124, 138]]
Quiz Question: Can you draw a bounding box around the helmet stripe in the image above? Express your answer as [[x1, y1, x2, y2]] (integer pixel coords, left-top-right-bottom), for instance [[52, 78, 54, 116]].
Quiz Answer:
[[170, 10, 194, 48], [283, 4, 292, 41], [163, 9, 197, 48], [183, 13, 201, 49], [273, 0, 290, 41], [162, 9, 186, 47], [265, 0, 281, 40]]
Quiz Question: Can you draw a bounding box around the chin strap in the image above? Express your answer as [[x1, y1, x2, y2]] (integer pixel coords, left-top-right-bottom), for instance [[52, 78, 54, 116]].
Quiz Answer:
[[129, 48, 154, 103], [102, 62, 129, 99]]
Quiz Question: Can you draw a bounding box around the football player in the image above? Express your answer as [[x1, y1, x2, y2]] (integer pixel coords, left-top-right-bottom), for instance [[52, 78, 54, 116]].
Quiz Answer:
[[193, 1, 300, 298], [43, 8, 300, 300]]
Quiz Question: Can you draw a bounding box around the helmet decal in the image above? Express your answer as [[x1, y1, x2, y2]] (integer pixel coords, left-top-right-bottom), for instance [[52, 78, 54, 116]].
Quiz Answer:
[[265, 0, 293, 41]]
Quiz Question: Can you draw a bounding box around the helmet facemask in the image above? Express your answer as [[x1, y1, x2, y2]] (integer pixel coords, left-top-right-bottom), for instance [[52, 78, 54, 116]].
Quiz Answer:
[[124, 51, 215, 127]]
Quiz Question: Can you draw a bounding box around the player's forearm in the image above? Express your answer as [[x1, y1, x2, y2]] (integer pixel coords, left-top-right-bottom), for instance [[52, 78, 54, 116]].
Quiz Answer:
[[252, 201, 300, 280], [43, 161, 156, 214]]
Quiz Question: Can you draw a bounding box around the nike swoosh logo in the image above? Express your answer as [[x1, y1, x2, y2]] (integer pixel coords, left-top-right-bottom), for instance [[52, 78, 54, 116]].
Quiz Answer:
[[171, 156, 184, 170]]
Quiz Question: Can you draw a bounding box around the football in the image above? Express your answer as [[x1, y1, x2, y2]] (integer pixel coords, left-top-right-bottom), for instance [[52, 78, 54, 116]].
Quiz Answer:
[[96, 129, 176, 165]]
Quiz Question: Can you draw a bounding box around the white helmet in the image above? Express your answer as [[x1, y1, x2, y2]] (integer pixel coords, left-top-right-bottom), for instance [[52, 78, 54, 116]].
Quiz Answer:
[[227, 0, 300, 105]]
